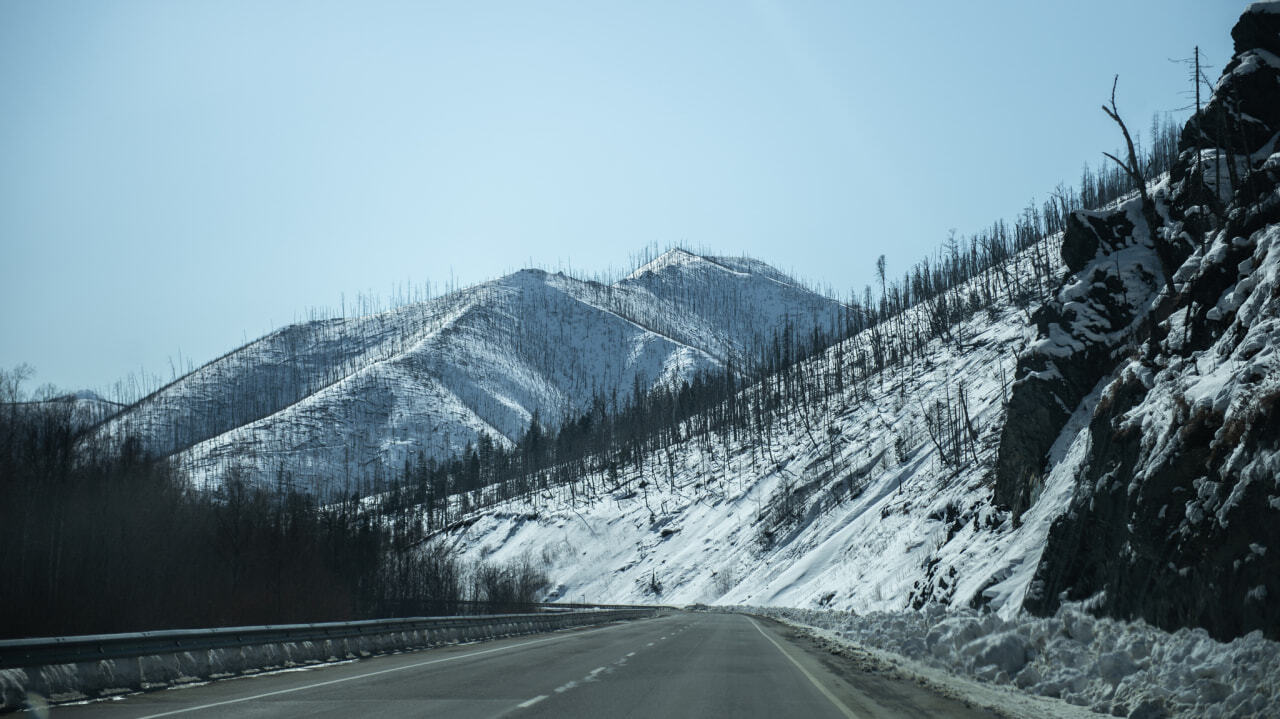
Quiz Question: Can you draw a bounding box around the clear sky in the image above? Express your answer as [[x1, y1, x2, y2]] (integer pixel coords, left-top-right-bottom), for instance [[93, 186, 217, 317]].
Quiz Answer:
[[1, 0, 1246, 396]]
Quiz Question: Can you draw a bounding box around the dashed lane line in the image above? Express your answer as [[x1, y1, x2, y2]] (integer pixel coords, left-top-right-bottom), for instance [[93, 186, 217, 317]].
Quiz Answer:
[[133, 621, 640, 718]]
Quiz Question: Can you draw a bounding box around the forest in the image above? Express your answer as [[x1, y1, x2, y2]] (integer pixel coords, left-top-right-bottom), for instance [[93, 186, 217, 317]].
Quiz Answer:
[[0, 373, 550, 638]]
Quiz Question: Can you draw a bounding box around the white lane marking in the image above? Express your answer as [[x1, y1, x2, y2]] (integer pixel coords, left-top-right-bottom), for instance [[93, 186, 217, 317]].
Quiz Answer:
[[647, 642, 654, 647], [554, 680, 578, 693], [133, 621, 637, 718], [626, 652, 636, 657], [517, 695, 547, 708], [747, 617, 859, 719]]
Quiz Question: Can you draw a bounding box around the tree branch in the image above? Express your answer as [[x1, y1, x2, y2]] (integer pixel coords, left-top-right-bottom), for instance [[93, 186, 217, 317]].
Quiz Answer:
[[1101, 75, 1152, 209]]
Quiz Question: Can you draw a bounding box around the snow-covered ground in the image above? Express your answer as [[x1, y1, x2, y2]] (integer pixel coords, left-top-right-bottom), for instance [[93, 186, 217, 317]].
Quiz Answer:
[[749, 604, 1279, 719], [442, 238, 1069, 617]]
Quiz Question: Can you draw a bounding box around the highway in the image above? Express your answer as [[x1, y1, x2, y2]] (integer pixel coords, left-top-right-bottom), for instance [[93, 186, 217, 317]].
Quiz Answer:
[[45, 612, 998, 718]]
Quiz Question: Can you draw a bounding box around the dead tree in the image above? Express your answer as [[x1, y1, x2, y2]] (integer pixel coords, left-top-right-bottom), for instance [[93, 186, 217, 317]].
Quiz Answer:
[[1101, 76, 1152, 211]]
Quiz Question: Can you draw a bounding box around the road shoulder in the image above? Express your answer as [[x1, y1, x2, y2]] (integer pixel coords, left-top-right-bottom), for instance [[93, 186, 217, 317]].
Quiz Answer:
[[749, 615, 1002, 719], [751, 614, 1098, 719]]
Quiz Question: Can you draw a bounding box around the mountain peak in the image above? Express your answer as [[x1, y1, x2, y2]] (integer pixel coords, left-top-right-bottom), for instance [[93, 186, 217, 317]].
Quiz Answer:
[[623, 248, 711, 281], [622, 249, 803, 290]]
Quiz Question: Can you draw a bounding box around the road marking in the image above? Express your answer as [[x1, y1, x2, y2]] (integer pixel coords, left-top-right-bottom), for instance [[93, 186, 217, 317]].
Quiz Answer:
[[747, 617, 859, 719], [626, 651, 635, 657], [133, 621, 637, 718], [517, 695, 548, 708], [646, 642, 654, 646]]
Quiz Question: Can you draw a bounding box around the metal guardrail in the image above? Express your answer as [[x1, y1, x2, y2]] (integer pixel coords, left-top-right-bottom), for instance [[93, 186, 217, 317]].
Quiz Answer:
[[0, 607, 657, 670]]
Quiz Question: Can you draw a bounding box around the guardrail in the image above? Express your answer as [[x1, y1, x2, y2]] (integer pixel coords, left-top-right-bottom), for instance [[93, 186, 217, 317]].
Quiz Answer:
[[0, 607, 659, 710], [0, 608, 654, 670]]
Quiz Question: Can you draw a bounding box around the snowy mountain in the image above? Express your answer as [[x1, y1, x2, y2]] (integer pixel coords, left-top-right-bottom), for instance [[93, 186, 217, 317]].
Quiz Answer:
[[439, 2, 1280, 648], [92, 250, 845, 493], [441, 236, 1053, 615]]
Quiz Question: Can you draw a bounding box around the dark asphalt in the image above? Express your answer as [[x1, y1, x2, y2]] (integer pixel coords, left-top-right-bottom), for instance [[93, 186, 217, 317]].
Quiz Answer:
[[39, 612, 999, 718]]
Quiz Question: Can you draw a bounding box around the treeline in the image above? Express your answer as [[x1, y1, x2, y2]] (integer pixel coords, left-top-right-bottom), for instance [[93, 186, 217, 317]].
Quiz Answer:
[[0, 381, 550, 639], [382, 114, 1185, 525]]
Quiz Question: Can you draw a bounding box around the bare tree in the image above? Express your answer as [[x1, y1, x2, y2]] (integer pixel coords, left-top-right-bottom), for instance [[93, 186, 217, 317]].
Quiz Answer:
[[1101, 76, 1152, 212]]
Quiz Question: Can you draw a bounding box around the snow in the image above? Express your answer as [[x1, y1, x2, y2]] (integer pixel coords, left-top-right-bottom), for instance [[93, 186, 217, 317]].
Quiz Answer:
[[1113, 222, 1280, 517], [94, 250, 845, 492], [1231, 48, 1280, 76], [442, 236, 1071, 618], [749, 604, 1280, 719], [977, 373, 1105, 617]]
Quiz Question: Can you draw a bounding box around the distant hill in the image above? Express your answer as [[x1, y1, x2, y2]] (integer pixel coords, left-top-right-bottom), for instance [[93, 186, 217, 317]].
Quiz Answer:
[[93, 249, 845, 493]]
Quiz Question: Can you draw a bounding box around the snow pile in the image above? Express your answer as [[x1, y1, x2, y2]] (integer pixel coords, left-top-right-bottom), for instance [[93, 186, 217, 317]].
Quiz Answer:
[[749, 605, 1280, 718]]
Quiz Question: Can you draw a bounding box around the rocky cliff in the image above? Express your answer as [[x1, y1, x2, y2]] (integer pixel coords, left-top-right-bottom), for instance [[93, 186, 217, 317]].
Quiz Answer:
[[998, 3, 1280, 640]]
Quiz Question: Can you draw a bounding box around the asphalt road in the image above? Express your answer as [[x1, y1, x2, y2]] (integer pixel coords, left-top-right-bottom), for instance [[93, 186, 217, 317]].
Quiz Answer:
[[41, 612, 998, 718]]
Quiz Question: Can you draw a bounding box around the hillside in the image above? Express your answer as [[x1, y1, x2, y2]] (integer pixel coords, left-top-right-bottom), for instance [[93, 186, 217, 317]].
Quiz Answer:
[[91, 250, 844, 493], [441, 3, 1280, 648], [441, 233, 1053, 613]]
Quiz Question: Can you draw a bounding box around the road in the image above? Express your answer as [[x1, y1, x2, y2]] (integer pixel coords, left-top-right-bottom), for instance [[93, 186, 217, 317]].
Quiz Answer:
[[43, 612, 998, 718]]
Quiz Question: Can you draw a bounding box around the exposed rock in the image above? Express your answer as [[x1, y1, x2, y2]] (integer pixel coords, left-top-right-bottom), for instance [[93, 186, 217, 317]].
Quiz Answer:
[[1060, 208, 1135, 274], [995, 196, 1164, 519], [1017, 3, 1280, 640]]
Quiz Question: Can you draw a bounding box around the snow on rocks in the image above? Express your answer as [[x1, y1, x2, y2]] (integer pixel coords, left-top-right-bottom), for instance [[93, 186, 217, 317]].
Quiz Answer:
[[749, 604, 1280, 719]]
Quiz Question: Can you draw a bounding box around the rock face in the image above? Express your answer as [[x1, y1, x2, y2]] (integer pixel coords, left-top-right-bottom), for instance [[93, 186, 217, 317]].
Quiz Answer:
[[1006, 3, 1280, 640], [994, 196, 1167, 519]]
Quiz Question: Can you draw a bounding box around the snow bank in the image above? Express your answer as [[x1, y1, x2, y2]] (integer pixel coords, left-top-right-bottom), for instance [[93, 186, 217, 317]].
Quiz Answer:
[[747, 605, 1279, 718]]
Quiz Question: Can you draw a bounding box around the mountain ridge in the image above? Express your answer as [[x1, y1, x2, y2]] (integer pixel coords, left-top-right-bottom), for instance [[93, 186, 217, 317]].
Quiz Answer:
[[92, 249, 846, 492]]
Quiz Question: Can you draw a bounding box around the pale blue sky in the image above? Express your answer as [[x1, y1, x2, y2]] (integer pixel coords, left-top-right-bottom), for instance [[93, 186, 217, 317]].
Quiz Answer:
[[1, 1, 1244, 395]]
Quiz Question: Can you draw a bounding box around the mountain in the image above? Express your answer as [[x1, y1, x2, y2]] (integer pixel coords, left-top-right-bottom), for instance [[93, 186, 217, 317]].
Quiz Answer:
[[442, 226, 1055, 613], [92, 249, 845, 493], [440, 4, 1280, 644]]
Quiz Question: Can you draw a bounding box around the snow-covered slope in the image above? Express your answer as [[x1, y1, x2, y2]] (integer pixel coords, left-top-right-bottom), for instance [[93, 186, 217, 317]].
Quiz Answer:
[[440, 240, 1058, 615], [93, 251, 844, 492]]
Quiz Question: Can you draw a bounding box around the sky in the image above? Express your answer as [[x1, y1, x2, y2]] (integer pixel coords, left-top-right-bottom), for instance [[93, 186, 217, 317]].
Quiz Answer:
[[0, 0, 1246, 396]]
